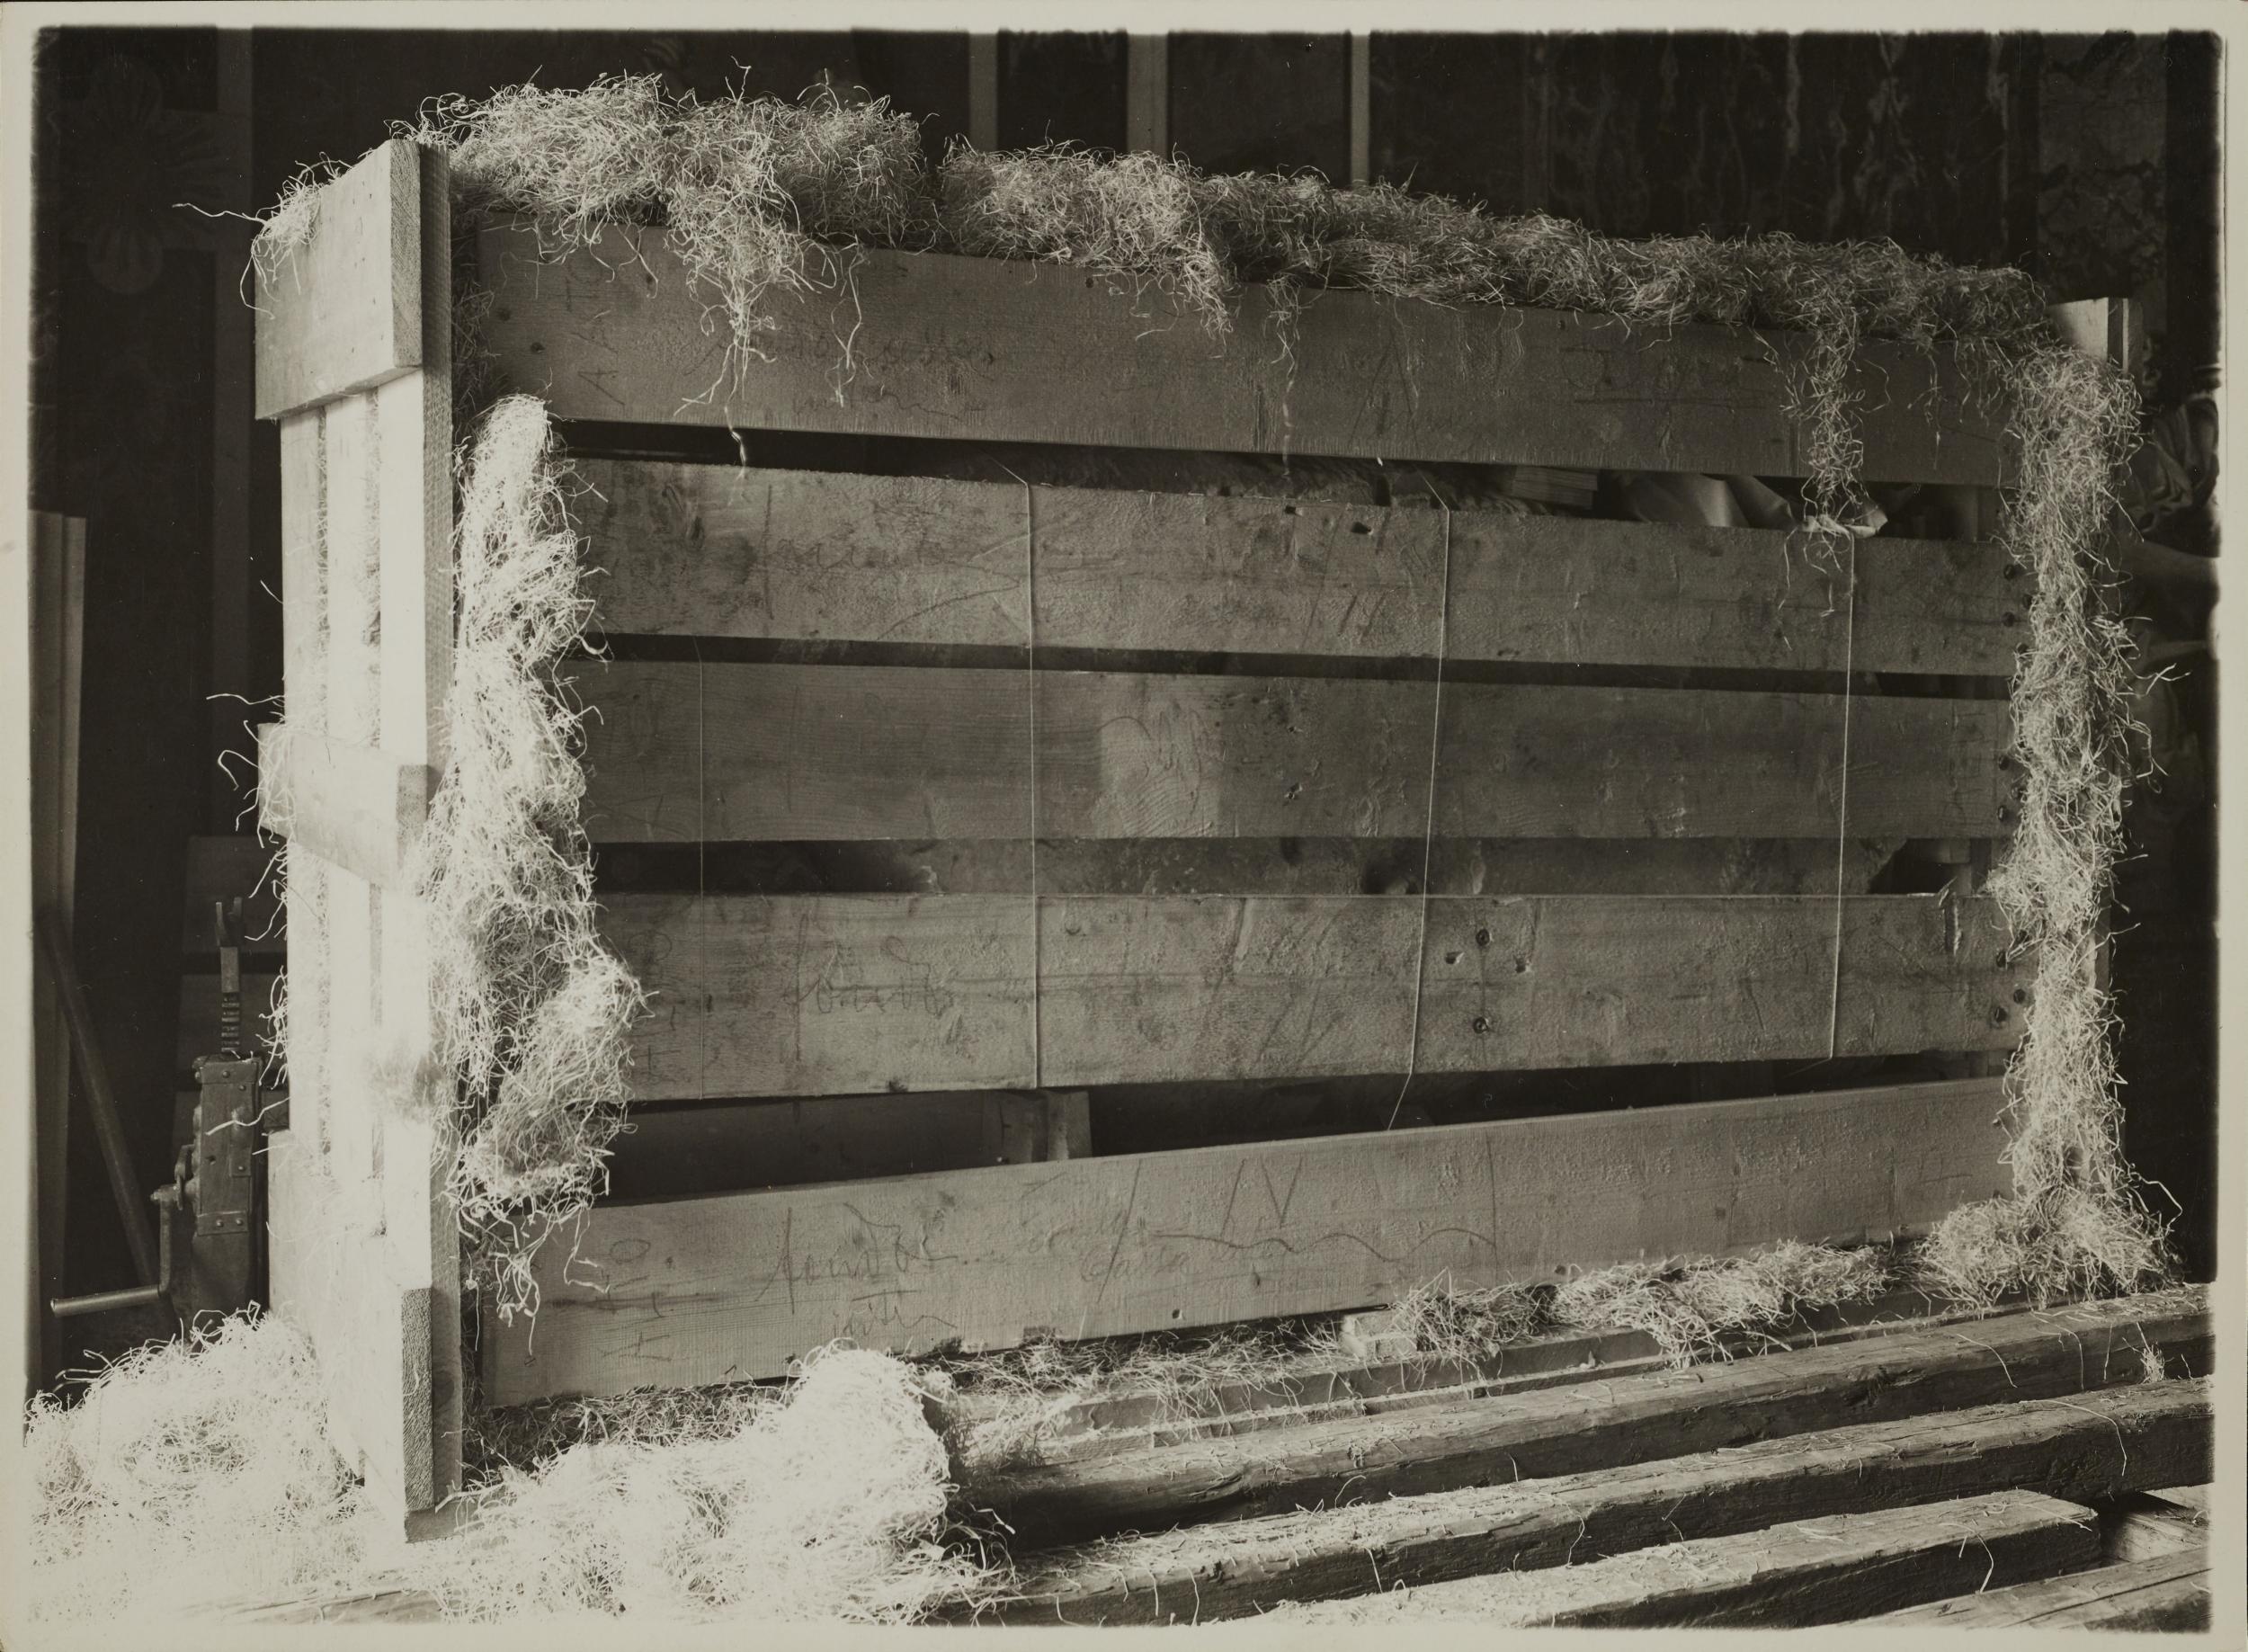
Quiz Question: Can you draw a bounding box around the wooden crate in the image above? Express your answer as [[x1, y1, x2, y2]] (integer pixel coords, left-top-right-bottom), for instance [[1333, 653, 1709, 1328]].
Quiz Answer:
[[254, 140, 2112, 1524]]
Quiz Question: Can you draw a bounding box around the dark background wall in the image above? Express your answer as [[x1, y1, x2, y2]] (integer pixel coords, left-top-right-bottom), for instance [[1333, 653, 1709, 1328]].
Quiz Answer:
[[26, 27, 2223, 1296]]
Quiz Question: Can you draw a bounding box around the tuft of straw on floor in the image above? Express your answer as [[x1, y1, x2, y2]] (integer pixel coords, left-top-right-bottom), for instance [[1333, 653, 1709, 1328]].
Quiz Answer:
[[408, 394, 646, 1324], [411, 1346, 992, 1622], [27, 1320, 995, 1627], [936, 1320, 1335, 1474], [23, 1315, 378, 1628]]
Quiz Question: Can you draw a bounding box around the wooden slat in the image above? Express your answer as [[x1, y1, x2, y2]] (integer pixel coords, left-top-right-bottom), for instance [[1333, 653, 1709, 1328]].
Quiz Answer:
[[1871, 1549, 2210, 1631], [264, 1131, 437, 1515], [578, 461, 2022, 675], [482, 1077, 2012, 1401], [281, 844, 329, 1153], [477, 229, 2013, 485], [321, 394, 380, 746], [255, 724, 430, 890], [975, 1290, 2208, 1543], [278, 411, 327, 728], [254, 140, 427, 419], [980, 1376, 2210, 1623], [1276, 1491, 2101, 1627], [606, 893, 2030, 1100], [580, 662, 2010, 844]]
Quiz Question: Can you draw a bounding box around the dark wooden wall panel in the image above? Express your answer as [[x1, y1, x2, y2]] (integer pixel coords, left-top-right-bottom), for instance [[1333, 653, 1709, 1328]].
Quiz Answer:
[[1170, 32, 1351, 180]]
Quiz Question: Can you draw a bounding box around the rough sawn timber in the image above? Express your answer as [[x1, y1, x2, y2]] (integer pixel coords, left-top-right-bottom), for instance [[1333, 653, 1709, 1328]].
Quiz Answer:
[[1870, 1549, 2212, 1631], [975, 1373, 2211, 1623], [970, 1288, 2210, 1544], [254, 141, 435, 420], [577, 662, 2012, 844], [480, 1078, 2014, 1403], [1268, 1490, 2101, 1627], [602, 892, 2032, 1099], [575, 460, 2023, 675], [477, 228, 2015, 485]]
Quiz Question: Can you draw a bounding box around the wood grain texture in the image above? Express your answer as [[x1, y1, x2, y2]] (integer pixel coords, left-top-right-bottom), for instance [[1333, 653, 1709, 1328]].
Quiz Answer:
[[971, 1294, 2068, 1456], [254, 725, 430, 890], [321, 394, 380, 746], [979, 1374, 2210, 1623], [254, 140, 427, 419], [478, 230, 2013, 484], [949, 1287, 2056, 1467], [575, 461, 2021, 674], [481, 1078, 2014, 1401], [1279, 1490, 2101, 1627], [976, 1289, 2208, 1544], [1870, 1549, 2211, 1631], [604, 893, 2031, 1099], [265, 1130, 437, 1516], [579, 662, 2010, 844]]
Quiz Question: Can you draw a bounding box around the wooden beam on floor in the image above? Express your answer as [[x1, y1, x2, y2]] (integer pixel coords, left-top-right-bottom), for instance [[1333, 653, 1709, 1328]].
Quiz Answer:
[[1272, 1489, 2101, 1628], [970, 1376, 2209, 1624], [483, 1078, 2015, 1402], [1869, 1549, 2211, 1631], [946, 1283, 2056, 1468], [972, 1289, 2209, 1544]]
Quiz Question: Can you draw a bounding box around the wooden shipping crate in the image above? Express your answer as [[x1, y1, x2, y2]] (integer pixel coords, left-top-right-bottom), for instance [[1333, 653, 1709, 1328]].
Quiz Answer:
[[254, 141, 2108, 1525]]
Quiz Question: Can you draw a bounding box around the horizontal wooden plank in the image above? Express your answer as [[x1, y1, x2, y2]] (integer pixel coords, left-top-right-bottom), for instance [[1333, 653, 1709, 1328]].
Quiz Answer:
[[577, 461, 2021, 675], [255, 141, 429, 420], [255, 724, 431, 890], [1275, 1491, 2100, 1627], [1870, 1549, 2211, 1631], [605, 893, 2031, 1099], [979, 1374, 2210, 1623], [608, 834, 1907, 897], [975, 1290, 2208, 1545], [479, 231, 2013, 485], [481, 1078, 2013, 1401], [579, 662, 2011, 844]]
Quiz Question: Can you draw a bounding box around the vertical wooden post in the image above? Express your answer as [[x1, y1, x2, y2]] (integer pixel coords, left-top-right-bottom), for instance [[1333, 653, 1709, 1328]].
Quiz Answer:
[[1349, 33, 1372, 187], [31, 512, 85, 1389], [968, 34, 999, 151], [1127, 34, 1168, 156], [254, 138, 459, 1530]]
